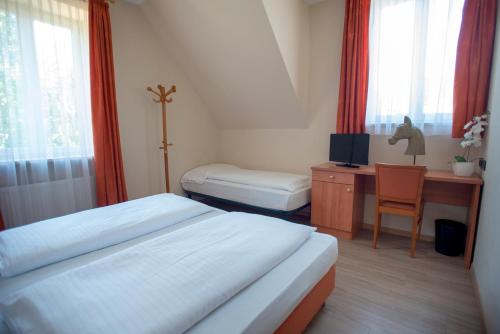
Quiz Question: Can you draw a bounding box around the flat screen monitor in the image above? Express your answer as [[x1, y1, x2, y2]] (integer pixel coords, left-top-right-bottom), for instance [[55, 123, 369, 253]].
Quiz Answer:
[[329, 134, 370, 168]]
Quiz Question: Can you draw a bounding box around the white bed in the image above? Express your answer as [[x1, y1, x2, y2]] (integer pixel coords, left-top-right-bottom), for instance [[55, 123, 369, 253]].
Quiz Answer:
[[0, 210, 223, 297], [187, 231, 337, 334], [182, 179, 311, 212], [181, 164, 311, 212], [0, 196, 337, 334]]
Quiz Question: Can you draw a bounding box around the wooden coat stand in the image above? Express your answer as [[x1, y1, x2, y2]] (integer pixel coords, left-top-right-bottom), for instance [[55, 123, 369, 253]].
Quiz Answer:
[[147, 84, 176, 193]]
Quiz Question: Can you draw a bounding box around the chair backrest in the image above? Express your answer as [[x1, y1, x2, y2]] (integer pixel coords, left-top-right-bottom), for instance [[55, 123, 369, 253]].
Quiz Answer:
[[375, 163, 427, 205]]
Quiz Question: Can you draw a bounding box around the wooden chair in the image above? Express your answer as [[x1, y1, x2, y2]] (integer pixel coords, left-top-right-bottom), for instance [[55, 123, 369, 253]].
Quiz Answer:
[[372, 163, 427, 257]]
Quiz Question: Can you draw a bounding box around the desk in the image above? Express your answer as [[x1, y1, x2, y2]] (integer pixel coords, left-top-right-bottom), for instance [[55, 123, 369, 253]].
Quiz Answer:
[[311, 163, 483, 269]]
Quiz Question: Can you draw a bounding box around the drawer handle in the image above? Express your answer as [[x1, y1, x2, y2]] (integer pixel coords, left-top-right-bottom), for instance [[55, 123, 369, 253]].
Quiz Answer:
[[328, 175, 335, 179], [346, 187, 352, 192]]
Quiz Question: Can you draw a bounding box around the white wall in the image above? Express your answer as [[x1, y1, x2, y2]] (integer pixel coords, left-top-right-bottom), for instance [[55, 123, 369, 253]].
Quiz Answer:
[[472, 3, 500, 332], [110, 1, 218, 198], [263, 0, 310, 113], [218, 0, 468, 237], [219, 0, 343, 174], [140, 0, 307, 129]]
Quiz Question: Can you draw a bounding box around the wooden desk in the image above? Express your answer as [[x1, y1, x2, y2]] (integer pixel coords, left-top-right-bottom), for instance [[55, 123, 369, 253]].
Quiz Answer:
[[311, 163, 483, 269]]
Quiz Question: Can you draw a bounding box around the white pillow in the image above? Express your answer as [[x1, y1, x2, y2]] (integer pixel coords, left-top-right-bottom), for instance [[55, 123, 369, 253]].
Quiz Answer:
[[181, 164, 239, 184]]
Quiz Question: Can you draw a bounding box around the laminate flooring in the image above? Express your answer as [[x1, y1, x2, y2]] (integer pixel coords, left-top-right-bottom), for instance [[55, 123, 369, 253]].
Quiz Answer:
[[304, 230, 484, 334]]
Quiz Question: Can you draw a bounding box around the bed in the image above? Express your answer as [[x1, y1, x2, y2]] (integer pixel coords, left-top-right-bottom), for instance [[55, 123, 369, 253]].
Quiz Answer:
[[0, 194, 337, 334], [181, 164, 312, 214]]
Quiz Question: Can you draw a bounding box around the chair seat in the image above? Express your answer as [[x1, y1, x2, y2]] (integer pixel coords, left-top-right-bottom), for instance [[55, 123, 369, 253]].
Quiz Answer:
[[381, 200, 416, 210], [379, 200, 417, 216]]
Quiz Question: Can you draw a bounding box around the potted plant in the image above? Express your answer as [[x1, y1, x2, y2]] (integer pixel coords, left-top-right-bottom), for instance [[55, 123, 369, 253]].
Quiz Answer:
[[452, 114, 488, 177]]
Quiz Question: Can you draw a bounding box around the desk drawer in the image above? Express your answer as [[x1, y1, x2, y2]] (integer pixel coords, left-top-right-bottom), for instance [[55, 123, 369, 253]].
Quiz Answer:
[[312, 171, 354, 184]]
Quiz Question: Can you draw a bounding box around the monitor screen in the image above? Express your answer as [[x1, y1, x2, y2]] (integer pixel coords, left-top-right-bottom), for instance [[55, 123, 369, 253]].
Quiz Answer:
[[329, 134, 370, 166]]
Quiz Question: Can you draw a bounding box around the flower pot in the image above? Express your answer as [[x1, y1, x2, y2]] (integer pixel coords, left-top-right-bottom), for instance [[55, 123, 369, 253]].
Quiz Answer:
[[452, 161, 475, 177]]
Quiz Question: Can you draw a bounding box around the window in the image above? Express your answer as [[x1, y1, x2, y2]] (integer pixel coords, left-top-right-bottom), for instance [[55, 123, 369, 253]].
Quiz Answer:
[[365, 0, 465, 135], [0, 0, 95, 228], [0, 0, 93, 161]]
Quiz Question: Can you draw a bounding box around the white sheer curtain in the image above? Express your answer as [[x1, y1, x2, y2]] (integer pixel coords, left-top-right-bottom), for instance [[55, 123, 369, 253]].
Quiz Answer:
[[366, 0, 465, 135], [0, 0, 95, 228]]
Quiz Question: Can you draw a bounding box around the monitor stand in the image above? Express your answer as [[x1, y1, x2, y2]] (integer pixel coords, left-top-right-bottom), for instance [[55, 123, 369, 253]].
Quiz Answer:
[[335, 163, 360, 169]]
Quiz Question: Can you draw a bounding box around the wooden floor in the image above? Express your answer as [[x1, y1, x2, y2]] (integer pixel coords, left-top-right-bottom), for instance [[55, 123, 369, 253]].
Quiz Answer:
[[304, 230, 484, 334]]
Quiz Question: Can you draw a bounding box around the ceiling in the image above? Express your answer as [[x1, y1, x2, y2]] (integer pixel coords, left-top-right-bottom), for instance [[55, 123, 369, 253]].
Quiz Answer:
[[137, 0, 311, 129]]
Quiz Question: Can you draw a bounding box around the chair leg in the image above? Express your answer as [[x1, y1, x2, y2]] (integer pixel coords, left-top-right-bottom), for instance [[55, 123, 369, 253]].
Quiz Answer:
[[372, 211, 382, 249], [418, 204, 425, 240], [410, 216, 419, 258], [417, 217, 423, 240]]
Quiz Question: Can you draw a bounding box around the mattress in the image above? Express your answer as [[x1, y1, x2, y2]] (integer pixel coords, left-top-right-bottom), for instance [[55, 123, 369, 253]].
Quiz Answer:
[[0, 210, 224, 299], [187, 231, 337, 334], [0, 211, 337, 334], [182, 179, 311, 211], [0, 193, 214, 277]]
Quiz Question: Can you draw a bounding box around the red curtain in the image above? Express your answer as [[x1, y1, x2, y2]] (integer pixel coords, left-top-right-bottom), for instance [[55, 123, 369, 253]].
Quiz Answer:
[[336, 0, 371, 134], [452, 0, 497, 138], [89, 0, 127, 206], [0, 212, 4, 231]]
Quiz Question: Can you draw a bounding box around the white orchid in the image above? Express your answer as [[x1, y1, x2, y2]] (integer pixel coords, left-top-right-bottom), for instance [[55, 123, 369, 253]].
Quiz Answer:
[[455, 114, 488, 162]]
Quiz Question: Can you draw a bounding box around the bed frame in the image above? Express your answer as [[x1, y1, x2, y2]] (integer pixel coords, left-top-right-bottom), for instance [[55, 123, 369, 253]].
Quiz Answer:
[[185, 190, 311, 218], [275, 265, 336, 334]]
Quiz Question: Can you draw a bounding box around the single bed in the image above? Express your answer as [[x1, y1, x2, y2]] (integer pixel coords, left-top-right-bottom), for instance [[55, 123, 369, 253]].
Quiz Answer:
[[181, 164, 312, 214], [0, 195, 337, 334]]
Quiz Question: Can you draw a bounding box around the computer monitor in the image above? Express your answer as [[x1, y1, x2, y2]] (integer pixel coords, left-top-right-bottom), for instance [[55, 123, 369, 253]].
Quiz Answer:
[[329, 134, 370, 168]]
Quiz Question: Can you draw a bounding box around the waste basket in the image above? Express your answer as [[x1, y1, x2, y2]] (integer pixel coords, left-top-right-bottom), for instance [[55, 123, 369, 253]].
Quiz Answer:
[[434, 219, 466, 256]]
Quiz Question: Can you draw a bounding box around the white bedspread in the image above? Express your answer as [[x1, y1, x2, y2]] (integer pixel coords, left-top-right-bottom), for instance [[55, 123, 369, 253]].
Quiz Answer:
[[0, 212, 315, 334], [0, 194, 213, 277], [182, 164, 310, 192]]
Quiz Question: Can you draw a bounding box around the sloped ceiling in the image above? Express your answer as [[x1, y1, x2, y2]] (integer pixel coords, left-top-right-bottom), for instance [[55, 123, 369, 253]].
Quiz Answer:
[[140, 0, 310, 129], [263, 0, 310, 114]]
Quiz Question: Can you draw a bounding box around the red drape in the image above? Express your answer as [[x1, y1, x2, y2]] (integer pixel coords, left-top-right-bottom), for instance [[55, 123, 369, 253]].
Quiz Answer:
[[0, 212, 4, 231], [336, 0, 371, 134], [89, 0, 127, 206], [452, 0, 497, 138]]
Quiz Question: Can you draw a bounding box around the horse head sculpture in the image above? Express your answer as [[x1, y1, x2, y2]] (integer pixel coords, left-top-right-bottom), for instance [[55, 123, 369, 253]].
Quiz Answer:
[[388, 116, 425, 156]]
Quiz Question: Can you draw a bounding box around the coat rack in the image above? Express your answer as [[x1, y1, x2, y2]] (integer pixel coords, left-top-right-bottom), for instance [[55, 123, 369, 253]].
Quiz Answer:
[[146, 84, 176, 193]]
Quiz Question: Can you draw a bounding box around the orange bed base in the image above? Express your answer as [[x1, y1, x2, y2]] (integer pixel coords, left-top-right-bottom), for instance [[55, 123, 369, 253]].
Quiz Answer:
[[274, 265, 336, 334]]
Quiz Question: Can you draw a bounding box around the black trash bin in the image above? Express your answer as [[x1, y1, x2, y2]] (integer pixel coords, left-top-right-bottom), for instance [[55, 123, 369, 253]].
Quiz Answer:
[[434, 219, 467, 256]]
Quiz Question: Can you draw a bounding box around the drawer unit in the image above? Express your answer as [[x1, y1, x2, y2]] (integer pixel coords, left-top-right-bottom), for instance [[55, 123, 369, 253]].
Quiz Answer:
[[312, 171, 355, 184], [311, 166, 364, 239]]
